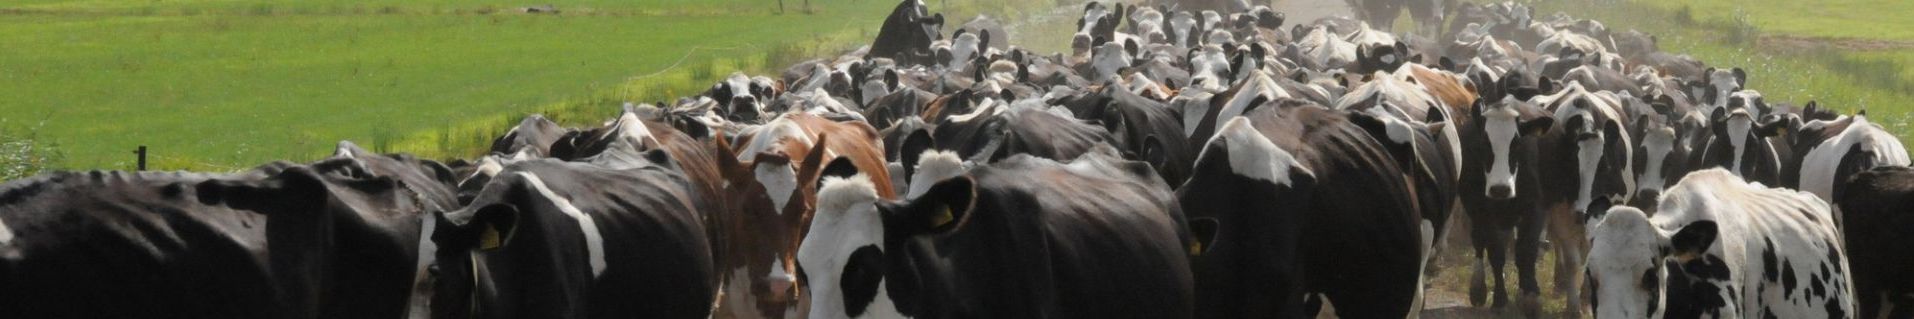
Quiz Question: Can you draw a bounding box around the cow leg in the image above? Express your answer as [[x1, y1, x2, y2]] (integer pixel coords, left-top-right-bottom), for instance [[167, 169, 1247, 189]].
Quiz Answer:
[[1488, 227, 1513, 309], [1514, 207, 1546, 318], [1547, 204, 1589, 318]]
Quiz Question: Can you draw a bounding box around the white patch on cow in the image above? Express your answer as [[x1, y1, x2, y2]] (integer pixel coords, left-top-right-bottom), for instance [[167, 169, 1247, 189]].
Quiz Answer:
[[612, 111, 661, 149], [0, 215, 13, 248], [766, 259, 795, 298], [1637, 127, 1677, 197], [756, 162, 800, 214], [405, 214, 438, 319], [1091, 42, 1131, 81], [1574, 122, 1605, 213], [737, 117, 814, 162], [949, 32, 980, 70], [1799, 115, 1914, 204], [335, 142, 357, 158], [1483, 104, 1522, 197], [799, 175, 906, 319], [1378, 111, 1417, 144], [907, 150, 966, 198], [1215, 70, 1288, 128], [1726, 111, 1753, 174], [518, 172, 607, 278], [1199, 117, 1313, 186]]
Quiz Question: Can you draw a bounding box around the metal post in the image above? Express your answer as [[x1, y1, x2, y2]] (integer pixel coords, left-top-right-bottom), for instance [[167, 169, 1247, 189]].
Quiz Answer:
[[134, 146, 147, 171]]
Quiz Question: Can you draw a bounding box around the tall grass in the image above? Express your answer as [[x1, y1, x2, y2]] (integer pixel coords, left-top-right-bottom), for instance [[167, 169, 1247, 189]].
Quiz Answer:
[[0, 121, 65, 180]]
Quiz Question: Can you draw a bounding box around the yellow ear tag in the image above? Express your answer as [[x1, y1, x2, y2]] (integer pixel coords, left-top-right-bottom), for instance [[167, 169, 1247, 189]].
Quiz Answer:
[[479, 225, 503, 250], [1189, 242, 1204, 257], [929, 206, 954, 228]]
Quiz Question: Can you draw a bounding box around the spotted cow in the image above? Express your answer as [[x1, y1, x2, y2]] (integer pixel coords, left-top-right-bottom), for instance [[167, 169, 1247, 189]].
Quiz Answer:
[[1586, 169, 1854, 319]]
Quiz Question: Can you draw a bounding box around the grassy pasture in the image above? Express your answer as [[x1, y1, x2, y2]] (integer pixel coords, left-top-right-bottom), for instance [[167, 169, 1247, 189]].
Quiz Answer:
[[0, 0, 898, 172]]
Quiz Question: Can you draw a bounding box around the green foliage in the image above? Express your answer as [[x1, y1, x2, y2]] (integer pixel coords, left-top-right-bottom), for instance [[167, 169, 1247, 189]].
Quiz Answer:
[[0, 120, 65, 180]]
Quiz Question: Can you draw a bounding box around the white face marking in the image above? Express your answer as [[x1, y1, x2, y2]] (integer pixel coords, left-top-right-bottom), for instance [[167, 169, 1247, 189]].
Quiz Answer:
[[335, 143, 357, 158], [1574, 121, 1605, 213], [756, 162, 799, 214], [1174, 95, 1213, 138], [1726, 112, 1753, 174], [405, 214, 438, 319], [517, 172, 606, 277], [1199, 116, 1313, 186], [907, 150, 967, 198], [1638, 127, 1676, 196], [1586, 207, 1668, 319], [1091, 42, 1131, 81], [1484, 106, 1522, 197], [799, 176, 905, 319], [949, 33, 979, 70]]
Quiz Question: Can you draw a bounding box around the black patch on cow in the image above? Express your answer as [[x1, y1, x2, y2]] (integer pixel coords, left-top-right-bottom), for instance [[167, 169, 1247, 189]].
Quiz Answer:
[[1688, 280, 1729, 315], [1809, 273, 1826, 299], [1684, 255, 1732, 281], [1644, 268, 1662, 315], [841, 245, 887, 317], [1781, 260, 1798, 296], [1588, 270, 1600, 310], [820, 157, 862, 188], [1827, 296, 1847, 318], [1763, 307, 1778, 319], [1763, 237, 1780, 283]]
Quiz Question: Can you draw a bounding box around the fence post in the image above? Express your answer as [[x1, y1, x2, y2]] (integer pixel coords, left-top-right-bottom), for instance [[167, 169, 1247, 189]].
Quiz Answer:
[[134, 146, 147, 171]]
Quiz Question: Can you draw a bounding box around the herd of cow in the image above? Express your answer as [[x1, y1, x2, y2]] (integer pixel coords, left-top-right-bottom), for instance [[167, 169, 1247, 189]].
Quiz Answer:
[[4, 0, 1913, 318]]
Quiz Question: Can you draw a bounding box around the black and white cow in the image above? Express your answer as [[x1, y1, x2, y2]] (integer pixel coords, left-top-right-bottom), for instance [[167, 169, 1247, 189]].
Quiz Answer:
[[1586, 168, 1854, 319], [708, 72, 784, 123], [1697, 90, 1784, 185], [870, 0, 944, 66], [1179, 105, 1425, 318], [429, 158, 715, 319], [798, 149, 1194, 318], [1837, 166, 1914, 319], [488, 114, 569, 158], [1458, 90, 1556, 311], [1771, 111, 1911, 222]]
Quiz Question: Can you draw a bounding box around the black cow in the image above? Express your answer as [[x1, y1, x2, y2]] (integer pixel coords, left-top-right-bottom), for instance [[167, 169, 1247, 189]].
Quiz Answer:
[[1059, 84, 1198, 186], [870, 0, 944, 66], [1458, 91, 1556, 312], [799, 149, 1194, 318], [429, 158, 715, 319], [1179, 103, 1424, 318], [1840, 166, 1914, 319]]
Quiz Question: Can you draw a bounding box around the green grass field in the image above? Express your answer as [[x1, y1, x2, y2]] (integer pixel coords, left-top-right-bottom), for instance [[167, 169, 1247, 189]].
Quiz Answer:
[[0, 0, 1053, 175]]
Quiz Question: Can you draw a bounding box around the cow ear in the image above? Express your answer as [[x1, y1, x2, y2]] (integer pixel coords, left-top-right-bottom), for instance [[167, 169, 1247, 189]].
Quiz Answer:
[[885, 69, 901, 91], [1537, 76, 1557, 95], [1124, 38, 1141, 58], [463, 204, 521, 251], [1667, 220, 1718, 260], [890, 175, 976, 234], [1754, 114, 1795, 138], [1652, 94, 1676, 115], [1424, 105, 1447, 124], [1731, 67, 1747, 87], [1519, 116, 1555, 136], [899, 129, 935, 179], [1439, 56, 1457, 72], [1187, 217, 1220, 257]]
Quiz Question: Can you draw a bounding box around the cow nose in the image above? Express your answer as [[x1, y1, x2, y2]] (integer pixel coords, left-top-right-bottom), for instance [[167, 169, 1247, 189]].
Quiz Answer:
[[1633, 190, 1661, 205], [765, 270, 796, 300], [1487, 184, 1514, 199], [728, 97, 762, 122]]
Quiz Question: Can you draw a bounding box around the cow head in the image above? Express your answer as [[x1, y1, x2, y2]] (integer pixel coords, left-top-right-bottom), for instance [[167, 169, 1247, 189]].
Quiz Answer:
[[1467, 96, 1553, 200], [1544, 98, 1634, 219], [799, 173, 968, 319], [1076, 1, 1126, 48], [1585, 206, 1718, 319], [1629, 116, 1691, 210], [708, 73, 782, 123], [1700, 67, 1747, 110], [1177, 116, 1317, 318]]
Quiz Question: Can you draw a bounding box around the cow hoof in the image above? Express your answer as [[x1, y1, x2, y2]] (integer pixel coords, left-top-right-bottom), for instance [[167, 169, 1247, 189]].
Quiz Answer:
[[1516, 292, 1542, 319], [1469, 278, 1485, 305]]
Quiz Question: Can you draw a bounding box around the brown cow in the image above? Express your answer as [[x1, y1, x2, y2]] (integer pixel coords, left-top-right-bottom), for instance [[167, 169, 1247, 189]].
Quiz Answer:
[[710, 112, 896, 319]]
